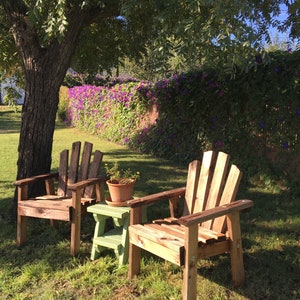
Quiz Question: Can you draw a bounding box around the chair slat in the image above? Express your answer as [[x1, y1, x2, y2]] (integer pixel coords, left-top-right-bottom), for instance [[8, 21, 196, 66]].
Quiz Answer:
[[144, 224, 185, 249], [151, 223, 185, 242], [84, 150, 104, 198], [130, 224, 183, 265], [194, 151, 215, 214], [88, 150, 104, 178], [201, 152, 229, 229], [198, 227, 226, 243], [212, 164, 242, 233], [57, 150, 69, 197], [78, 142, 93, 181], [130, 224, 183, 251], [66, 141, 81, 196], [183, 160, 200, 216]]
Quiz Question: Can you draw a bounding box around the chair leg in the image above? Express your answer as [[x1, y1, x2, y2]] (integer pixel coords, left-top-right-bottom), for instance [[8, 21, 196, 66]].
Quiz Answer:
[[50, 219, 59, 229], [183, 224, 198, 300], [128, 206, 142, 278], [227, 212, 245, 287], [90, 217, 106, 260], [70, 191, 82, 256], [128, 243, 141, 279], [70, 216, 81, 256], [118, 213, 130, 266], [17, 214, 27, 247]]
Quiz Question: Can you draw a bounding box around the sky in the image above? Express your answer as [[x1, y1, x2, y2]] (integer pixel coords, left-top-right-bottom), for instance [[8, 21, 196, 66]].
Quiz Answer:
[[267, 3, 299, 49], [268, 6, 290, 43]]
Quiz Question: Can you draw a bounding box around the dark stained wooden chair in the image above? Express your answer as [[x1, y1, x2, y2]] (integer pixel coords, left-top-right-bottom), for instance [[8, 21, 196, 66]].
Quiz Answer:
[[127, 151, 253, 300], [14, 141, 105, 256]]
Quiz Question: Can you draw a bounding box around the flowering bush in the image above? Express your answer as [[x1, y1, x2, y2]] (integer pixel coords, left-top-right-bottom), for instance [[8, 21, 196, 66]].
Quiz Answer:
[[64, 51, 300, 186], [130, 51, 300, 186], [67, 82, 151, 143]]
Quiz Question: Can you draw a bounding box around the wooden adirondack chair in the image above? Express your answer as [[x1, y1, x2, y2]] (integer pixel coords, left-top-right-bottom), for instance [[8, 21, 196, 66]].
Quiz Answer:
[[127, 151, 253, 300], [14, 141, 105, 256]]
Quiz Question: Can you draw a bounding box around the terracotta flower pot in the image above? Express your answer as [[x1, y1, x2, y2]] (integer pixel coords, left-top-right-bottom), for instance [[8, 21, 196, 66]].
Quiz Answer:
[[106, 179, 136, 202]]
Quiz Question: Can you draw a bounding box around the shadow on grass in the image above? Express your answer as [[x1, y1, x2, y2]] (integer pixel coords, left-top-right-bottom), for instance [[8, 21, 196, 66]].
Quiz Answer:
[[195, 243, 299, 299], [99, 148, 188, 198], [0, 109, 67, 134], [0, 153, 187, 275], [0, 171, 299, 299], [0, 211, 97, 270], [194, 189, 300, 299], [0, 109, 21, 133]]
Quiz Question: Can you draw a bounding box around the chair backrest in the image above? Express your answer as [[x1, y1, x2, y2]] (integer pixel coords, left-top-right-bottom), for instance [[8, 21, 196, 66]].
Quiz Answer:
[[183, 151, 242, 233], [57, 141, 104, 197]]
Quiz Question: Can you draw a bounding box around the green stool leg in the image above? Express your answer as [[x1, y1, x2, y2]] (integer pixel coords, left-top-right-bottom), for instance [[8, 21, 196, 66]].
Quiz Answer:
[[91, 214, 108, 260], [116, 214, 130, 266]]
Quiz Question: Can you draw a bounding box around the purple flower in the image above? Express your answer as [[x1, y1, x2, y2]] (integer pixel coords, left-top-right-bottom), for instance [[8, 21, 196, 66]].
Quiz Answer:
[[274, 66, 281, 74], [259, 121, 265, 129], [282, 142, 289, 149], [255, 55, 262, 64], [215, 140, 223, 147], [201, 72, 207, 80]]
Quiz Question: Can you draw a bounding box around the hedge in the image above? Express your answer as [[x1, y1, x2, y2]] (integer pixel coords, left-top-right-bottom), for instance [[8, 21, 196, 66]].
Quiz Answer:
[[64, 50, 300, 187]]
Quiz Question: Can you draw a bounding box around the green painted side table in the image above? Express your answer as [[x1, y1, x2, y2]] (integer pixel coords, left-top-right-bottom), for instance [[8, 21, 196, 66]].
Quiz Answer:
[[87, 202, 131, 266]]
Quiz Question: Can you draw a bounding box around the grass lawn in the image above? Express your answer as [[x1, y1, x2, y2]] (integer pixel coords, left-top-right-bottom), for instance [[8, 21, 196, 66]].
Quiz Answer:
[[0, 106, 299, 299]]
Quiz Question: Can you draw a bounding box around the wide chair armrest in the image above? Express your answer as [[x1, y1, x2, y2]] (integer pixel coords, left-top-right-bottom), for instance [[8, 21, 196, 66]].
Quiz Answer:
[[14, 172, 59, 186], [126, 187, 186, 208], [68, 176, 107, 203], [177, 199, 253, 227], [68, 177, 106, 191]]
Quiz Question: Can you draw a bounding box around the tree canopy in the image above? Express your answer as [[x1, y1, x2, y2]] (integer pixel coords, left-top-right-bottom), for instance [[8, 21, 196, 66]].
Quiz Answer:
[[1, 1, 298, 81]]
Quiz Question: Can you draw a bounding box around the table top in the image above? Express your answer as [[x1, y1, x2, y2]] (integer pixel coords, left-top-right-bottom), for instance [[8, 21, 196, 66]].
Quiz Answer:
[[87, 201, 130, 218]]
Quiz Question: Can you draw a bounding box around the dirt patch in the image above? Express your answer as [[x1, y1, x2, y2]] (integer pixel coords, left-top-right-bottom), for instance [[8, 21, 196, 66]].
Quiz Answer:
[[110, 283, 145, 300]]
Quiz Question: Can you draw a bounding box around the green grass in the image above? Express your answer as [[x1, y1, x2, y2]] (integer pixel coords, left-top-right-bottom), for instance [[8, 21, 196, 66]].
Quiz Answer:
[[0, 106, 299, 299]]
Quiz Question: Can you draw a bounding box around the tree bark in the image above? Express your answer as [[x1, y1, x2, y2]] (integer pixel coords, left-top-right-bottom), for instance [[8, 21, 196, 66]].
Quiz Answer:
[[2, 2, 120, 219], [8, 8, 86, 217]]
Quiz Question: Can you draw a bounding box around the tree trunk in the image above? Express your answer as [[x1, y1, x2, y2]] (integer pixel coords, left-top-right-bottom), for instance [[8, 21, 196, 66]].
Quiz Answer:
[[12, 49, 79, 219], [17, 63, 62, 192], [2, 4, 86, 219], [2, 2, 120, 220]]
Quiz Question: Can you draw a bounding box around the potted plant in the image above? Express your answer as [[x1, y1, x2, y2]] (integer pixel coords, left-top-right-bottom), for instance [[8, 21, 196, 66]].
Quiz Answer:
[[105, 162, 140, 204]]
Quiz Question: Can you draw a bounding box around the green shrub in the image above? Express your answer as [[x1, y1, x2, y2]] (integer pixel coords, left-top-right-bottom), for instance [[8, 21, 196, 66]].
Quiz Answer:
[[67, 82, 151, 144], [3, 86, 21, 112], [66, 50, 300, 186], [132, 51, 300, 185], [57, 86, 69, 122]]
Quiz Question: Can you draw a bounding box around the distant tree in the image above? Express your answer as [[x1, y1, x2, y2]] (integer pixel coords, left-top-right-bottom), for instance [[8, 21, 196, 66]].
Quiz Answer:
[[118, 1, 299, 79]]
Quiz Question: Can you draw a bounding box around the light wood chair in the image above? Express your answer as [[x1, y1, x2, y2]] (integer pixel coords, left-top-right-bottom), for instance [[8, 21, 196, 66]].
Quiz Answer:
[[127, 151, 253, 300], [14, 141, 105, 255]]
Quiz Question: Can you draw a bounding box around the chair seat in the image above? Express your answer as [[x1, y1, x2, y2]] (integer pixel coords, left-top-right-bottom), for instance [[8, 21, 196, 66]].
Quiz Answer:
[[18, 197, 97, 221], [129, 222, 227, 266]]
